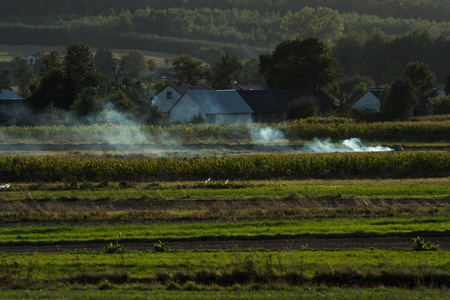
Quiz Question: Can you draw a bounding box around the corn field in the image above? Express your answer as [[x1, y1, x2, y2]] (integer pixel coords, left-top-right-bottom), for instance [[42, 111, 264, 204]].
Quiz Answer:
[[0, 151, 448, 182], [0, 117, 449, 143]]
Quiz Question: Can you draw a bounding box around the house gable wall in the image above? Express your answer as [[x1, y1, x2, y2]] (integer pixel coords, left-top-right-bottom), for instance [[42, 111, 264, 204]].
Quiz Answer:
[[351, 92, 380, 111], [157, 86, 182, 102], [169, 95, 201, 122]]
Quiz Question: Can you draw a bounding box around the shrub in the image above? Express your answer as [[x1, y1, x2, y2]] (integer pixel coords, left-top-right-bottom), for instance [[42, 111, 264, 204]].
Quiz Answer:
[[103, 242, 126, 254], [285, 97, 318, 120], [154, 240, 170, 253], [411, 236, 439, 251], [431, 96, 450, 115]]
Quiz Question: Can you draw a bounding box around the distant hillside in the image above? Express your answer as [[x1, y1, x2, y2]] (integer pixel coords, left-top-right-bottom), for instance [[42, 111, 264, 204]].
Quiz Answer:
[[2, 0, 450, 83], [1, 0, 449, 22]]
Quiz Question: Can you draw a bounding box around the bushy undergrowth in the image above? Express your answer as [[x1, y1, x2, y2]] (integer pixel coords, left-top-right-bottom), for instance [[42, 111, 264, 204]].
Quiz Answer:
[[0, 151, 448, 182]]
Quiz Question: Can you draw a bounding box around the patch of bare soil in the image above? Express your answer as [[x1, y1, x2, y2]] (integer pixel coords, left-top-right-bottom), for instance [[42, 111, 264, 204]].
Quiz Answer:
[[1, 235, 449, 253]]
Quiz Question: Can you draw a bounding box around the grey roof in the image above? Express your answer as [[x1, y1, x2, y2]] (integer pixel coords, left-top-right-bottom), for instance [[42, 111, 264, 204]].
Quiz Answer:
[[0, 90, 23, 101], [238, 90, 336, 113], [177, 90, 253, 114], [152, 84, 209, 113]]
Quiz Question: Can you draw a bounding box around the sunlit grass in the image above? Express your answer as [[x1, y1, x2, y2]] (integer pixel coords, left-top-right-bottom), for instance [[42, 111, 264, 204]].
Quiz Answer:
[[0, 217, 448, 243]]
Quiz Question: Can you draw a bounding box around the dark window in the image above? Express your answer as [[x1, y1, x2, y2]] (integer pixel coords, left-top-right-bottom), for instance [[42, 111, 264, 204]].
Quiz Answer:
[[167, 91, 172, 99]]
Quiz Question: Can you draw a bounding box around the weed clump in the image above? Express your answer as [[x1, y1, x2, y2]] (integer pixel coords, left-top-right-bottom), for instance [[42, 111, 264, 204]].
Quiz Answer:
[[153, 240, 170, 253], [411, 236, 439, 251]]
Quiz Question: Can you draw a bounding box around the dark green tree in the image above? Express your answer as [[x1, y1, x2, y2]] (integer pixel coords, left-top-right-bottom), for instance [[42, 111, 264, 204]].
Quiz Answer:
[[0, 70, 11, 90], [147, 59, 157, 71], [380, 76, 418, 120], [259, 38, 343, 91], [94, 45, 114, 76], [121, 50, 147, 82], [211, 53, 242, 89], [39, 51, 61, 77], [70, 87, 105, 119], [285, 97, 319, 120], [109, 89, 135, 112], [14, 65, 35, 97], [403, 61, 438, 99], [431, 96, 450, 115], [63, 43, 101, 109], [11, 56, 28, 69], [236, 59, 266, 86], [27, 68, 65, 111], [172, 54, 208, 83], [445, 75, 450, 96]]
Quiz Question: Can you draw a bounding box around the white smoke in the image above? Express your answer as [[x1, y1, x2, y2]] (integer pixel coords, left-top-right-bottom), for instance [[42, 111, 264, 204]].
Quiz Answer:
[[304, 138, 392, 153], [249, 126, 286, 143]]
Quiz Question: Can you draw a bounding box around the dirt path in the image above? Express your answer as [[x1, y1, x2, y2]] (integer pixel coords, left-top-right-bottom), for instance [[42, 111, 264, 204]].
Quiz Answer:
[[1, 235, 448, 253]]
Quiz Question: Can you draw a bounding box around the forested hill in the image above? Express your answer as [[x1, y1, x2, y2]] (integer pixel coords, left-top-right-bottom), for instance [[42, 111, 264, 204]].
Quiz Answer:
[[2, 0, 449, 22], [2, 0, 450, 83]]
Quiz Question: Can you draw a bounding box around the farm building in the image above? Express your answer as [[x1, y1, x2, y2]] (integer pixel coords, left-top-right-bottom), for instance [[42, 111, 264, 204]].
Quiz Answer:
[[152, 83, 209, 115], [238, 90, 337, 123], [169, 90, 253, 124]]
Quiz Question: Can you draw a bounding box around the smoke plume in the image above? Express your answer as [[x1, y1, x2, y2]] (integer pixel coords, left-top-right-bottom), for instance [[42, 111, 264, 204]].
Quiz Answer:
[[304, 138, 392, 153]]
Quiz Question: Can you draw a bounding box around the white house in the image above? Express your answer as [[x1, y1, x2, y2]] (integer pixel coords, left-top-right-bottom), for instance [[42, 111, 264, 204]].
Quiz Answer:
[[351, 88, 383, 112], [351, 88, 431, 115], [26, 52, 43, 68], [169, 90, 254, 124], [152, 83, 208, 115]]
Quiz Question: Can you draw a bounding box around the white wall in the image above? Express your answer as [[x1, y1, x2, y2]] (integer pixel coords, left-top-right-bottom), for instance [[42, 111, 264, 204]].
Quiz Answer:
[[351, 92, 380, 111], [170, 95, 201, 121], [158, 86, 182, 102]]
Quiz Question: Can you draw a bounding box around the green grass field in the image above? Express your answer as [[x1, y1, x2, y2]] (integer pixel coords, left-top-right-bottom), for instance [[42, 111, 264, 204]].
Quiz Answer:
[[0, 122, 448, 298]]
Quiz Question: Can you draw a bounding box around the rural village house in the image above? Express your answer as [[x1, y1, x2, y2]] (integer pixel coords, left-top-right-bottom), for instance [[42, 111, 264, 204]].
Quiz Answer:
[[351, 88, 383, 112], [152, 83, 209, 115], [351, 88, 431, 115], [26, 52, 43, 68], [169, 90, 253, 124]]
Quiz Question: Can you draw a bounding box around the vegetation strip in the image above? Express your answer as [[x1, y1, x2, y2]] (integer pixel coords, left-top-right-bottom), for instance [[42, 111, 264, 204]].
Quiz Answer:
[[0, 250, 448, 290], [0, 218, 448, 243], [0, 151, 449, 182]]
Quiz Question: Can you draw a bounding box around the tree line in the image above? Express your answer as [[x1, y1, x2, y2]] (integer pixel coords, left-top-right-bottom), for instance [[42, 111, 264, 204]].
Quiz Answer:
[[2, 37, 449, 127], [2, 0, 449, 22]]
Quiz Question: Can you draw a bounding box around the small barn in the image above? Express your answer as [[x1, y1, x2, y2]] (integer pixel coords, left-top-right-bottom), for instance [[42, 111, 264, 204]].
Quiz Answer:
[[169, 90, 253, 124]]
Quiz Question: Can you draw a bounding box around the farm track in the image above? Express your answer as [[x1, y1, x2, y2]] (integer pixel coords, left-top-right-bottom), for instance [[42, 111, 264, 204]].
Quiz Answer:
[[1, 235, 450, 253], [1, 197, 448, 212]]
